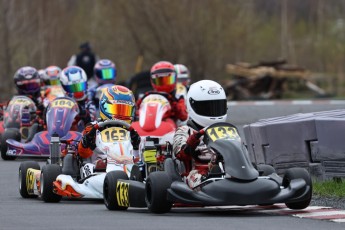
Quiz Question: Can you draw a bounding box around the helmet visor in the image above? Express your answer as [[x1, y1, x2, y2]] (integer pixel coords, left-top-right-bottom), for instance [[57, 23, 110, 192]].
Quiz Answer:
[[63, 81, 87, 93], [96, 68, 115, 80], [151, 72, 176, 86], [102, 100, 135, 120], [16, 79, 41, 92], [190, 99, 227, 117]]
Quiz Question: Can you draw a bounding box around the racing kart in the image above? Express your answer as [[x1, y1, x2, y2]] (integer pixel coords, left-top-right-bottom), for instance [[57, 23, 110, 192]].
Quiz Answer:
[[18, 119, 136, 202], [131, 92, 176, 145], [104, 122, 312, 213], [0, 96, 38, 160], [6, 96, 82, 159]]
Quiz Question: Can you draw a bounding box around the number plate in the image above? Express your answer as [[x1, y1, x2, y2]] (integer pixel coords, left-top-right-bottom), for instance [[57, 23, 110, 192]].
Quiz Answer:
[[206, 126, 240, 142], [142, 94, 169, 106], [100, 127, 129, 142], [51, 99, 76, 109]]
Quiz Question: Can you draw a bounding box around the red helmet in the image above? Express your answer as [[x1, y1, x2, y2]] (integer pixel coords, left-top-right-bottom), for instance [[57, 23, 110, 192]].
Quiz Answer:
[[150, 61, 176, 93]]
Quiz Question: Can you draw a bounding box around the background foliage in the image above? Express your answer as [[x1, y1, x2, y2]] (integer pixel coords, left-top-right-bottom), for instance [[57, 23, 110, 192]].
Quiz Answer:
[[1, 0, 345, 100]]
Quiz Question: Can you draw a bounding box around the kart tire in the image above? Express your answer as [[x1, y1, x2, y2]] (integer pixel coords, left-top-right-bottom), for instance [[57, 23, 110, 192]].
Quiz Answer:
[[257, 164, 275, 176], [1, 129, 20, 160], [145, 171, 172, 213], [130, 165, 143, 182], [40, 164, 62, 203], [103, 170, 129, 210], [283, 168, 312, 210], [19, 161, 40, 198]]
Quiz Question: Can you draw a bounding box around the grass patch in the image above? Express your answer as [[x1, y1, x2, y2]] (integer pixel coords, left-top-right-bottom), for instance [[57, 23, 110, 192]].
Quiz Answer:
[[313, 179, 345, 198]]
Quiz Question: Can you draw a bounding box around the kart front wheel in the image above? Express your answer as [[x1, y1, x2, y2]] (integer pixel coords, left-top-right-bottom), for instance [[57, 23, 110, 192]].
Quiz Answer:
[[40, 164, 62, 203], [283, 168, 312, 210], [145, 171, 172, 213], [103, 171, 129, 210], [19, 161, 40, 198]]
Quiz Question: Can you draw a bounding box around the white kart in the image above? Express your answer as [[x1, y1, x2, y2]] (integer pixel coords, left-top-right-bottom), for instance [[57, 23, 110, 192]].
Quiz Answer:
[[19, 119, 137, 202]]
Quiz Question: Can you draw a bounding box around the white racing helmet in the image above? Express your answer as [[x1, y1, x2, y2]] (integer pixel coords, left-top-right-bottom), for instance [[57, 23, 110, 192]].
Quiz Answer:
[[187, 80, 227, 127]]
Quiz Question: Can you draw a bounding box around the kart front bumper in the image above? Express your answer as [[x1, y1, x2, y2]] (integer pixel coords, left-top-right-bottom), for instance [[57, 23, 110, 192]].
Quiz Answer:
[[167, 177, 310, 206]]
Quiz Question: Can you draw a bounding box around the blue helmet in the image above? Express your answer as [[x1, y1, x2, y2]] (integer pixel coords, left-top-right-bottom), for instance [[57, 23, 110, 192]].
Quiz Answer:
[[94, 59, 116, 85]]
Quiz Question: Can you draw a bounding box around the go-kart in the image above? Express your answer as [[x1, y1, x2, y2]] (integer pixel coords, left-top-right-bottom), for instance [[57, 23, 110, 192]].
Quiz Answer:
[[6, 96, 82, 159], [132, 92, 176, 145], [103, 122, 312, 213], [18, 119, 136, 202], [0, 96, 38, 160]]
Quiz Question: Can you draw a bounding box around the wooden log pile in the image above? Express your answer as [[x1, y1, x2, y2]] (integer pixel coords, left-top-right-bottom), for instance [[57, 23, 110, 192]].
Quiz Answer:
[[224, 60, 326, 100]]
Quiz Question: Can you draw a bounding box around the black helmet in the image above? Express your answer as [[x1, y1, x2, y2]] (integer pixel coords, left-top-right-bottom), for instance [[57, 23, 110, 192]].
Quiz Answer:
[[14, 66, 41, 95]]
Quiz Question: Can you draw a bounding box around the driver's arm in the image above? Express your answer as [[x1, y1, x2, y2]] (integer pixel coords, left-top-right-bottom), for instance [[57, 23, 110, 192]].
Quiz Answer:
[[171, 97, 188, 121], [78, 122, 97, 159]]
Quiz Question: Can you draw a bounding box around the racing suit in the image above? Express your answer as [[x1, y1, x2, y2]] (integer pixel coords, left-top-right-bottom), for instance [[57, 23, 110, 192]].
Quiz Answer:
[[135, 90, 188, 122], [173, 120, 215, 188], [77, 120, 141, 169]]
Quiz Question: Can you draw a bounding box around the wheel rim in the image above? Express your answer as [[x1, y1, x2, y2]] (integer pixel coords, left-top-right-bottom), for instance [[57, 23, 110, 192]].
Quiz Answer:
[[40, 173, 44, 194]]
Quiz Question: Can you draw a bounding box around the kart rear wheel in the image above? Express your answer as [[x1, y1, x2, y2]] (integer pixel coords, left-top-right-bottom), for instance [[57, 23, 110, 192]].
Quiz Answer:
[[40, 164, 62, 203], [1, 129, 20, 160], [19, 161, 40, 198], [103, 171, 129, 210], [283, 168, 312, 210], [145, 171, 172, 213]]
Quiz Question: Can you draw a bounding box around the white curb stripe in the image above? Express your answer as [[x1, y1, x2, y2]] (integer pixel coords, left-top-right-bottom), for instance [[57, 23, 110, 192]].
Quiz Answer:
[[332, 218, 345, 223], [293, 210, 345, 218], [227, 100, 345, 106]]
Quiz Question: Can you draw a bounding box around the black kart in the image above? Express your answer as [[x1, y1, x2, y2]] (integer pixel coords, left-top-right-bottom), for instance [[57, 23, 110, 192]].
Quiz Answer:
[[145, 122, 312, 213]]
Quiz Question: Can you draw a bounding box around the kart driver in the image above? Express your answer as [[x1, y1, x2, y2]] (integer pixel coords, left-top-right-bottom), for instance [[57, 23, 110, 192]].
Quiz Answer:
[[78, 85, 141, 164], [12, 66, 46, 130], [174, 64, 191, 90], [59, 66, 97, 129], [173, 80, 228, 188], [135, 61, 188, 123], [87, 59, 117, 109]]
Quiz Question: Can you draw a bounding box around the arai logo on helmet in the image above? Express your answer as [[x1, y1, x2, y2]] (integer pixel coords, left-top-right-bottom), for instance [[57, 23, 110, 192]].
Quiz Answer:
[[208, 87, 220, 95]]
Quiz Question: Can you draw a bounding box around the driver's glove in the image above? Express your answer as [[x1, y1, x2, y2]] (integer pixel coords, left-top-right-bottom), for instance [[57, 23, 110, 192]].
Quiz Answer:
[[184, 131, 204, 158], [130, 128, 141, 150], [81, 125, 97, 150], [186, 131, 201, 150]]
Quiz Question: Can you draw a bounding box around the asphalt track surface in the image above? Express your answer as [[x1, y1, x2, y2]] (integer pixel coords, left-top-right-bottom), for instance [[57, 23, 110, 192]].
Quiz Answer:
[[1, 100, 345, 230]]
